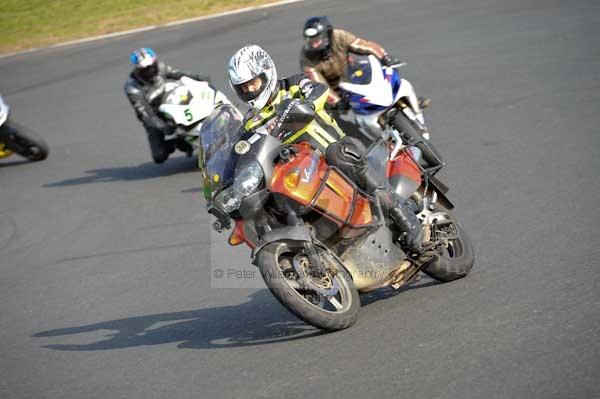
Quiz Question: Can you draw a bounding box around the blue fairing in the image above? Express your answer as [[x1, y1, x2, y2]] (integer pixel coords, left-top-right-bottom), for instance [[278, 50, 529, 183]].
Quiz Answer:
[[350, 95, 387, 115], [342, 54, 404, 115]]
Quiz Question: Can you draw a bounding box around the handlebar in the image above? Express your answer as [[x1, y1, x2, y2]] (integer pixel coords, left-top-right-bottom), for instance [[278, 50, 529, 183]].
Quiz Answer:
[[388, 62, 407, 69]]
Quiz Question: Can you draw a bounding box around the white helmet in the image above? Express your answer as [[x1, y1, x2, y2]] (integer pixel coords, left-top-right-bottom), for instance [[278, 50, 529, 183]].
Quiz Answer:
[[228, 45, 278, 110]]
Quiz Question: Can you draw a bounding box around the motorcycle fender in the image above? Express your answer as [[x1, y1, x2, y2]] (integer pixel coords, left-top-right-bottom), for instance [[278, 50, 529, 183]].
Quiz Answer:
[[251, 225, 313, 261], [429, 175, 449, 194], [239, 189, 270, 220], [429, 176, 454, 210], [395, 79, 426, 127]]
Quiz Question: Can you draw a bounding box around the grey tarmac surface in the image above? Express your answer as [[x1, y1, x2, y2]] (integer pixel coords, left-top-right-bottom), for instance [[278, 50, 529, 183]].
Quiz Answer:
[[1, 0, 599, 398]]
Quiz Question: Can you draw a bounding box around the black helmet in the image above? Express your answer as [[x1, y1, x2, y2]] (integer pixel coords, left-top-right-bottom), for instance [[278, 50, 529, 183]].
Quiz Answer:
[[303, 16, 333, 58]]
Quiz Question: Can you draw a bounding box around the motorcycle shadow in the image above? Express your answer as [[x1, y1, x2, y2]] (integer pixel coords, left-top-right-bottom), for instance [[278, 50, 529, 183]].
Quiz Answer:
[[181, 186, 203, 194], [43, 156, 198, 187], [33, 290, 324, 351], [0, 158, 31, 168], [360, 274, 440, 307]]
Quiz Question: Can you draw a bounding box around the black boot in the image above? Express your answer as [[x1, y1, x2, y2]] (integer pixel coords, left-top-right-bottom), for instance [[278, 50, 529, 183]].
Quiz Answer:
[[147, 129, 175, 164], [372, 189, 424, 253], [388, 201, 424, 253], [326, 137, 424, 253], [357, 161, 386, 194], [353, 154, 424, 252], [175, 139, 194, 157]]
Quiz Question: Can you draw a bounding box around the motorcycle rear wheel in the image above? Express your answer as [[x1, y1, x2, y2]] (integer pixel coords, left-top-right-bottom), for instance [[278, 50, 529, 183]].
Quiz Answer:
[[256, 241, 360, 331], [1, 121, 48, 161]]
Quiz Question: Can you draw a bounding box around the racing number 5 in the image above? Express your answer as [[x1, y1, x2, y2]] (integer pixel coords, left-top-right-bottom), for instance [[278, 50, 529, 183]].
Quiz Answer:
[[184, 108, 193, 122]]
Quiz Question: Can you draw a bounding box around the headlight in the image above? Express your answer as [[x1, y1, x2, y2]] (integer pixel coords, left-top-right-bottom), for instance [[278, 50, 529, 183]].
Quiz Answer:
[[214, 161, 264, 213], [215, 186, 241, 213], [234, 161, 264, 196]]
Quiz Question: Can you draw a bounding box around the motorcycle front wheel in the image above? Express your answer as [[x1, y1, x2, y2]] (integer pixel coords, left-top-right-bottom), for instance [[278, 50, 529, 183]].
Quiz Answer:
[[256, 241, 360, 331]]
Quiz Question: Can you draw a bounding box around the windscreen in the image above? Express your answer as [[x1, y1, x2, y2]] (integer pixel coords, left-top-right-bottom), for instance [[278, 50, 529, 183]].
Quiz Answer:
[[346, 53, 373, 85], [198, 104, 244, 199]]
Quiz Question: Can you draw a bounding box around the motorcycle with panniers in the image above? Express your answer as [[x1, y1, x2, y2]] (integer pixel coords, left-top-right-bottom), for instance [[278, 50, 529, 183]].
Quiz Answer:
[[199, 102, 474, 331]]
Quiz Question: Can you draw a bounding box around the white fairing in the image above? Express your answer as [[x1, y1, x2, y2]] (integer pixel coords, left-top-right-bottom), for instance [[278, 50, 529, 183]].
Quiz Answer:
[[338, 55, 427, 131], [0, 95, 9, 126], [339, 56, 396, 107], [159, 77, 230, 127], [396, 78, 426, 127]]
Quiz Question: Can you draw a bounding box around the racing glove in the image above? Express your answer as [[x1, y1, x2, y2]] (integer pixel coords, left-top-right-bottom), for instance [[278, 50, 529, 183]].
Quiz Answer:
[[335, 97, 350, 114]]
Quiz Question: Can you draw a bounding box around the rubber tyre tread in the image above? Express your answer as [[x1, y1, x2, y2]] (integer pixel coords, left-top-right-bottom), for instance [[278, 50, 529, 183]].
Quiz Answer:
[[256, 241, 360, 331]]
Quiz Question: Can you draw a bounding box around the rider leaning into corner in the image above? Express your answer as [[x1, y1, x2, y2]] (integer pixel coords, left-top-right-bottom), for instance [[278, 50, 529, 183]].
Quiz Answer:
[[124, 47, 210, 164], [299, 16, 430, 114], [227, 44, 425, 254]]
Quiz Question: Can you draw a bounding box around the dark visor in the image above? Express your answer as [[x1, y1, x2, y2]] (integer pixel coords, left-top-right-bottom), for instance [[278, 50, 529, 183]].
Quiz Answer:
[[304, 32, 329, 50], [138, 64, 158, 81], [233, 72, 267, 102]]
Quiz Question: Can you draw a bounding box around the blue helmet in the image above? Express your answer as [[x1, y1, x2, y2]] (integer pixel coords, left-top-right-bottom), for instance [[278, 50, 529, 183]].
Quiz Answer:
[[130, 47, 157, 68], [130, 48, 158, 82]]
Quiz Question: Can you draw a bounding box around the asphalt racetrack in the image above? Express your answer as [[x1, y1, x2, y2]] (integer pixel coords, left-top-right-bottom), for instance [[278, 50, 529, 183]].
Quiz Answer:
[[1, 0, 599, 398]]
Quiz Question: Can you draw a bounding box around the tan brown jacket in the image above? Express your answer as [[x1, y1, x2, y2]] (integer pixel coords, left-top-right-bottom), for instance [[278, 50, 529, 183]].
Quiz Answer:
[[300, 28, 388, 103]]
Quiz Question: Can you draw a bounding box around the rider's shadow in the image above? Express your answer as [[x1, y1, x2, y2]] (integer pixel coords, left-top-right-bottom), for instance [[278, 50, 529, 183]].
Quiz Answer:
[[33, 290, 323, 351], [43, 156, 198, 187]]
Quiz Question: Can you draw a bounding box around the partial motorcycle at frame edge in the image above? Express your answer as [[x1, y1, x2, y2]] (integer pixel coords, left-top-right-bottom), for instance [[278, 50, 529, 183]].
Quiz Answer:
[[0, 95, 49, 162]]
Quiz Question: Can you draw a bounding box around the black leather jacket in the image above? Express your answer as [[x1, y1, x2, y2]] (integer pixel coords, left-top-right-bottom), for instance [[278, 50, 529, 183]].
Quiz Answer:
[[124, 62, 209, 130]]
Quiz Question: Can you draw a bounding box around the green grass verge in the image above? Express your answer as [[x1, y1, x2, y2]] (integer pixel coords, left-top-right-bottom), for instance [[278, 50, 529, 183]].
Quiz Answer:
[[1, 0, 287, 54]]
